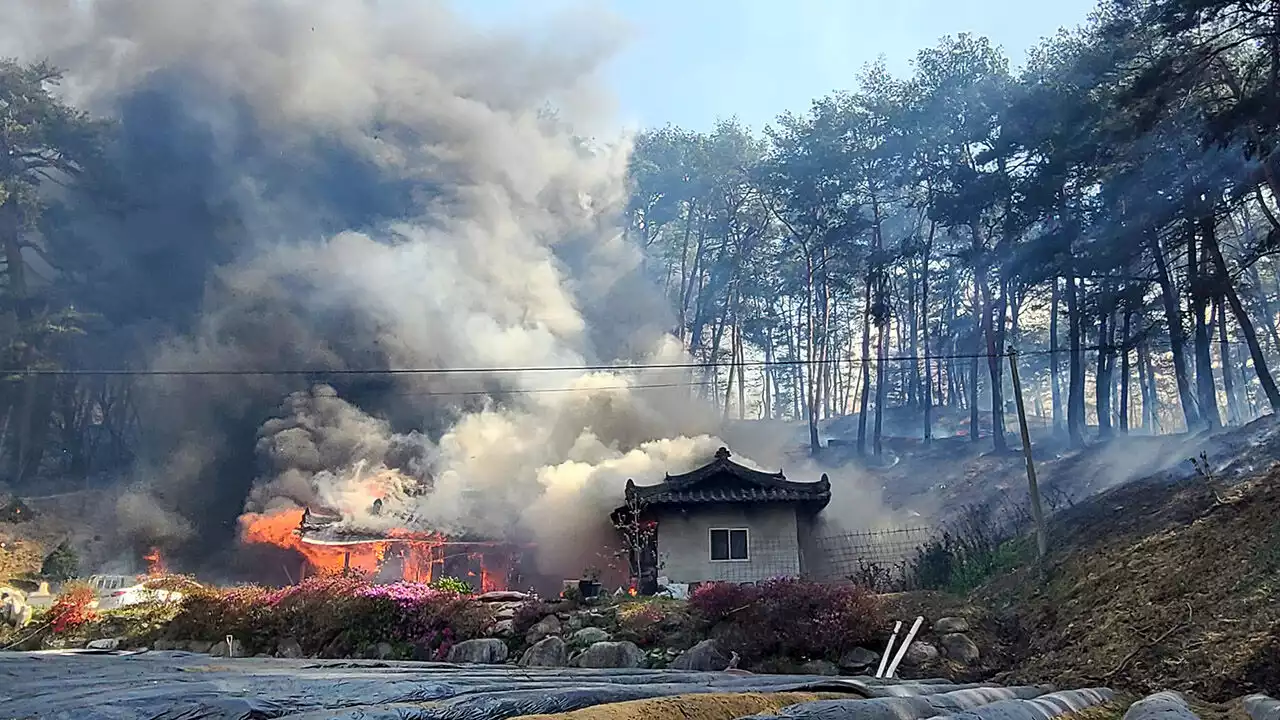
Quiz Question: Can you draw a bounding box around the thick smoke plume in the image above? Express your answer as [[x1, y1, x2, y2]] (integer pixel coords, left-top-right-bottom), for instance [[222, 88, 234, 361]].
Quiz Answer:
[[3, 0, 845, 576]]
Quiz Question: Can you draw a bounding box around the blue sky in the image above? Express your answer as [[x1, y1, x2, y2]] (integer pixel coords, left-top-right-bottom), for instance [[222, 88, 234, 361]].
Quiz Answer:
[[455, 0, 1098, 131]]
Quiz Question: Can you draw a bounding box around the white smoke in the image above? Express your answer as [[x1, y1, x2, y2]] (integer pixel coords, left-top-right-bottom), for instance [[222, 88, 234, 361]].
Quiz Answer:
[[3, 0, 816, 575]]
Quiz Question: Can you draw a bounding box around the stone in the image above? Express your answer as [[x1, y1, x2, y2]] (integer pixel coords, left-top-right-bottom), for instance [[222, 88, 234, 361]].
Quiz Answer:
[[838, 647, 881, 672], [0, 588, 30, 629], [570, 627, 612, 646], [476, 591, 529, 603], [186, 640, 214, 654], [939, 633, 980, 665], [446, 638, 509, 665], [573, 640, 645, 669], [275, 638, 304, 659], [152, 639, 182, 651], [490, 619, 515, 637], [669, 639, 732, 671], [798, 659, 840, 676], [903, 641, 940, 666], [86, 637, 122, 650], [934, 616, 970, 634], [209, 638, 243, 658], [519, 636, 568, 667], [526, 614, 562, 644], [375, 642, 395, 660], [494, 605, 518, 621]]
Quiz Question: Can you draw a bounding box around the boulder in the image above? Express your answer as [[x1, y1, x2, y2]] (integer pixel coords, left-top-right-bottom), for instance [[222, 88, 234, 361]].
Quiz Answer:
[[275, 638, 304, 659], [490, 619, 515, 637], [186, 640, 214, 653], [152, 639, 183, 651], [939, 633, 980, 665], [903, 640, 940, 666], [838, 646, 881, 673], [209, 638, 243, 658], [669, 639, 732, 671], [476, 591, 529, 603], [934, 616, 970, 634], [526, 614, 562, 644], [570, 627, 612, 646], [446, 638, 509, 665], [573, 640, 645, 669], [375, 642, 395, 660], [86, 637, 122, 650], [798, 659, 840, 676], [519, 636, 568, 667], [493, 604, 518, 621]]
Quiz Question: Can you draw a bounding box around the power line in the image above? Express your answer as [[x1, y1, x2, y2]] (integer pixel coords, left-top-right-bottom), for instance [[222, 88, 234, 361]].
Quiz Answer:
[[0, 341, 1257, 378]]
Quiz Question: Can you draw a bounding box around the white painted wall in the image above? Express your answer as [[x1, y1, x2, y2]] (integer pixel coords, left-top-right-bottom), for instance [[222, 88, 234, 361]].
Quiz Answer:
[[653, 504, 802, 584]]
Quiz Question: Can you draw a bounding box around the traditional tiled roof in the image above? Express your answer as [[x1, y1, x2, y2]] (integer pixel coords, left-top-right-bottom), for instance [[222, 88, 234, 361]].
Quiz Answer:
[[622, 447, 830, 511]]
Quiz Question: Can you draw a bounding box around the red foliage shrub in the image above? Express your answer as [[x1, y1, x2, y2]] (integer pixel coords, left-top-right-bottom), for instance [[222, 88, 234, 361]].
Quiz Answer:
[[163, 578, 494, 657], [617, 603, 667, 646], [688, 581, 757, 623], [696, 578, 883, 664], [48, 583, 98, 634]]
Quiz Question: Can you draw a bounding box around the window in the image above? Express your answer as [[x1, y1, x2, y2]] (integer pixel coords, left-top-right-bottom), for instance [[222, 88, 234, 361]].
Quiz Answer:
[[709, 528, 749, 561]]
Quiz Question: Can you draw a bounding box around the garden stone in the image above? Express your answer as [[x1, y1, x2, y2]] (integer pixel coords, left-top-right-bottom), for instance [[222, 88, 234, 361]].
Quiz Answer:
[[526, 615, 562, 643], [570, 627, 612, 646], [573, 640, 645, 668], [903, 640, 940, 666], [669, 639, 732, 671], [87, 637, 122, 650], [152, 639, 182, 651], [447, 638, 509, 664], [519, 636, 568, 667], [838, 646, 880, 672], [490, 619, 515, 637], [476, 591, 528, 602], [799, 659, 840, 676], [494, 605, 518, 621], [939, 633, 980, 665], [186, 640, 213, 653], [934, 616, 970, 634], [375, 642, 395, 660], [209, 638, 243, 658], [275, 638, 304, 659]]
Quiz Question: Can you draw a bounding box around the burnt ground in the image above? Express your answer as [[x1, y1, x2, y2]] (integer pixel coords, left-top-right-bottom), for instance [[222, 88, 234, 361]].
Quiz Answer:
[[973, 467, 1280, 702]]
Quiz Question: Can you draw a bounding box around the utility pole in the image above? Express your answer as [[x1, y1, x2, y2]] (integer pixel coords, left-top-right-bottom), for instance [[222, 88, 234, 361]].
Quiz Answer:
[[1008, 346, 1048, 560]]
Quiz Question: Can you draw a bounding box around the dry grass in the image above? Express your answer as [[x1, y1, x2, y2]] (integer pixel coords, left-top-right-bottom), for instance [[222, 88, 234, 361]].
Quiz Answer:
[[509, 692, 853, 720], [984, 473, 1280, 702]]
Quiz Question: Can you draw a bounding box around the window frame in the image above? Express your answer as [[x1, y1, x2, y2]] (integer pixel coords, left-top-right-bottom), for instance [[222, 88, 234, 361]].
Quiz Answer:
[[708, 527, 750, 562]]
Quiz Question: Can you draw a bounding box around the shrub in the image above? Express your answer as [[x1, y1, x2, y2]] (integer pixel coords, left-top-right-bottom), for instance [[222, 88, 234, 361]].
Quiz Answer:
[[48, 582, 97, 634], [696, 578, 883, 664], [40, 542, 79, 581], [429, 576, 473, 594], [616, 602, 666, 646], [163, 578, 494, 657], [688, 581, 756, 623], [512, 600, 553, 632]]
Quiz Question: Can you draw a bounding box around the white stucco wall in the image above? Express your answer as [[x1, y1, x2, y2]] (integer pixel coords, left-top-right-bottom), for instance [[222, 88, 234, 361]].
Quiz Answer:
[[653, 504, 802, 584]]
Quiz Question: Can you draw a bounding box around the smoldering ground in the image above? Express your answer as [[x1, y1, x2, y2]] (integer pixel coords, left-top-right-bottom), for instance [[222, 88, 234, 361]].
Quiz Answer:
[[0, 0, 893, 578]]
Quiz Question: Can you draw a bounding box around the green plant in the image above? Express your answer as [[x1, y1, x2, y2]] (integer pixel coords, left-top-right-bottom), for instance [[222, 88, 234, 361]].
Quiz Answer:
[[429, 576, 473, 594], [40, 542, 79, 581]]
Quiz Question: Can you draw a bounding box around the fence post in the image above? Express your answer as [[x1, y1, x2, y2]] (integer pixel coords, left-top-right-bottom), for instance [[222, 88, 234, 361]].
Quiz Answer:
[[1008, 346, 1048, 560]]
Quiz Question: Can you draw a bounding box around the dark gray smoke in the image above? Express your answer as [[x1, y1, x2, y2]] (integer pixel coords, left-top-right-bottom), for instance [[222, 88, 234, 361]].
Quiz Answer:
[[3, 0, 774, 575]]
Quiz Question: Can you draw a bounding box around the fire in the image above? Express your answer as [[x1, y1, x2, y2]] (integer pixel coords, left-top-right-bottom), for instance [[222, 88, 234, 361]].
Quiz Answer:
[[143, 547, 166, 576], [239, 509, 450, 581]]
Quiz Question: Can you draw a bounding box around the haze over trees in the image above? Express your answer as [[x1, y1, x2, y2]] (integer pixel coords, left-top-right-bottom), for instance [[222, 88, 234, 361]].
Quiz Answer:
[[3, 0, 1280, 494], [626, 0, 1280, 455]]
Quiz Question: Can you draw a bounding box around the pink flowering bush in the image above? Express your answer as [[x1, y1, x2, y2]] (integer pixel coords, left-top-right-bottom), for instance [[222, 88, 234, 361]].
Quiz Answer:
[[692, 578, 883, 664], [164, 577, 493, 657]]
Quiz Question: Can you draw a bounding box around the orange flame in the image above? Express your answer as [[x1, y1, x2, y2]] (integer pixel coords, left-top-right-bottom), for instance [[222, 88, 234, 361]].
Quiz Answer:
[[143, 547, 166, 576]]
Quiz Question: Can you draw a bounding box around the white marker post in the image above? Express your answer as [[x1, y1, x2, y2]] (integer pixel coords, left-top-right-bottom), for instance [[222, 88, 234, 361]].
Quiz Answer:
[[885, 616, 924, 679], [875, 620, 902, 678]]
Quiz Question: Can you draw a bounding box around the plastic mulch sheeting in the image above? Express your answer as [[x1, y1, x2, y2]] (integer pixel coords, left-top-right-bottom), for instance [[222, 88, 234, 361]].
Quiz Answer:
[[0, 649, 1107, 720]]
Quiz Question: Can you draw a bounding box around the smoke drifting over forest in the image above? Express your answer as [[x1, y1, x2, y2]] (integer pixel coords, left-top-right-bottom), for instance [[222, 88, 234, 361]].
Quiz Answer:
[[0, 0, 891, 577]]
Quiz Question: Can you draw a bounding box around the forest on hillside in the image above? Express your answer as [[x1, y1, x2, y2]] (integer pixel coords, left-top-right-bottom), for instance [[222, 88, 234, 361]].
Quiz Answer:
[[624, 0, 1280, 454], [2, 0, 1279, 498]]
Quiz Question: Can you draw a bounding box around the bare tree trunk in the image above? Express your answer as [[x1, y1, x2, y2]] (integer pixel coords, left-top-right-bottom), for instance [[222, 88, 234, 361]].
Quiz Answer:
[[1119, 309, 1132, 433], [1190, 225, 1222, 428], [1050, 278, 1063, 436], [1065, 274, 1086, 446], [1202, 218, 1280, 410], [922, 220, 935, 443], [857, 277, 873, 454], [1148, 231, 1202, 430]]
